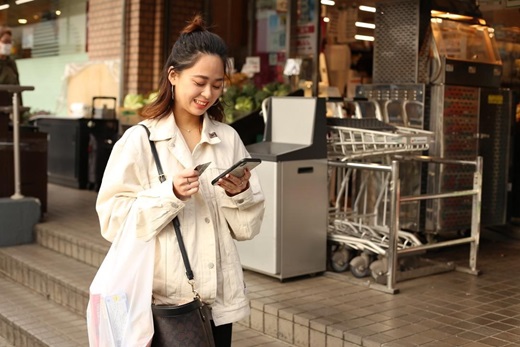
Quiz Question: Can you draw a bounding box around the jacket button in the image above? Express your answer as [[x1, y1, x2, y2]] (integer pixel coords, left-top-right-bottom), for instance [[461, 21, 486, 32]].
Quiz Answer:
[[237, 199, 244, 204], [208, 263, 214, 269], [205, 217, 210, 223]]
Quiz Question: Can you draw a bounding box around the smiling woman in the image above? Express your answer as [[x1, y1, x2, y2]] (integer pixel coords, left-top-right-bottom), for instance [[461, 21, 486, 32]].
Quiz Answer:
[[94, 14, 265, 347]]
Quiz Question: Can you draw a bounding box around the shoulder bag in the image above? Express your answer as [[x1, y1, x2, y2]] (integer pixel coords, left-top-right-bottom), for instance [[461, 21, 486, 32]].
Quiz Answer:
[[140, 125, 215, 347]]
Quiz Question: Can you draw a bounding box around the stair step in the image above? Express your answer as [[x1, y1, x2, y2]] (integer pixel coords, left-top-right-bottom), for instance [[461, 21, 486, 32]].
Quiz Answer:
[[35, 220, 109, 268], [0, 275, 88, 347], [0, 244, 95, 316]]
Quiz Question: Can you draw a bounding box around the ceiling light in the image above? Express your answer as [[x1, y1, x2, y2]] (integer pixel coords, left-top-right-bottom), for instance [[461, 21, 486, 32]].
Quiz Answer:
[[323, 17, 330, 23], [430, 10, 474, 22], [321, 0, 335, 6], [355, 34, 375, 41], [56, 10, 61, 15], [15, 0, 34, 4], [359, 5, 376, 13], [0, 4, 10, 10], [18, 19, 28, 24], [355, 22, 376, 29]]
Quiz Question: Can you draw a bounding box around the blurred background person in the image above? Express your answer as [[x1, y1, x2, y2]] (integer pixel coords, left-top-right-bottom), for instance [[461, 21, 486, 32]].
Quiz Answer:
[[0, 27, 18, 85], [0, 26, 22, 132]]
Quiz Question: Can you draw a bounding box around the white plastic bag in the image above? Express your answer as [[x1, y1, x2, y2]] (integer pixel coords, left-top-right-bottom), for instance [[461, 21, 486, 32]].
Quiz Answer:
[[86, 210, 155, 347]]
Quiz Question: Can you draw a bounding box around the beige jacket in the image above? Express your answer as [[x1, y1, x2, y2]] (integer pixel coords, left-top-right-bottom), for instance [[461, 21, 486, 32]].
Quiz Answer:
[[96, 113, 265, 326]]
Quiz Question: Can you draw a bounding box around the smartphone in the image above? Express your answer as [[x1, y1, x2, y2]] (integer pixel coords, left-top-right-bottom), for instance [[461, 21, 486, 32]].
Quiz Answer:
[[194, 162, 211, 175], [211, 158, 261, 185]]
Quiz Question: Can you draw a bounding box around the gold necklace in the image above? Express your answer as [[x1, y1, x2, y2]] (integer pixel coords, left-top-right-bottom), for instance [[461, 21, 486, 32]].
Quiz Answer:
[[178, 126, 194, 133], [178, 122, 201, 134]]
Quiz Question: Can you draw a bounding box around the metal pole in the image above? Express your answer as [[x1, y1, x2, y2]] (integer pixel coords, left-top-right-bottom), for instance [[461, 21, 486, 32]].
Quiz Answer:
[[469, 156, 483, 273], [386, 160, 400, 292], [11, 91, 23, 199], [0, 85, 35, 199]]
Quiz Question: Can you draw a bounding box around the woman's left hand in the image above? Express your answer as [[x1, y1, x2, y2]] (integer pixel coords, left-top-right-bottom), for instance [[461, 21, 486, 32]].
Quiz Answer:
[[216, 168, 251, 196]]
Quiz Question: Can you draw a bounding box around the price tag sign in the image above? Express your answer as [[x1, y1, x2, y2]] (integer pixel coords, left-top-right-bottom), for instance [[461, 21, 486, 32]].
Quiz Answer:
[[241, 56, 261, 77]]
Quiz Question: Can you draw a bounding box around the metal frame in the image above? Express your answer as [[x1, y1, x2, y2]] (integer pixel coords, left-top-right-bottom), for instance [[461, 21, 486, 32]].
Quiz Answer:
[[327, 123, 482, 294]]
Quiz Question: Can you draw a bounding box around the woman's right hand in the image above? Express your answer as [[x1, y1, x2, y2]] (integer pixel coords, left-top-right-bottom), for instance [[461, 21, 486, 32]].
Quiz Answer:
[[173, 168, 200, 200]]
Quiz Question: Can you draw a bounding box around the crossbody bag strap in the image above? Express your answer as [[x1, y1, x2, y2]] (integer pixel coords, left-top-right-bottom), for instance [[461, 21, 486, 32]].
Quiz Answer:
[[139, 125, 196, 286]]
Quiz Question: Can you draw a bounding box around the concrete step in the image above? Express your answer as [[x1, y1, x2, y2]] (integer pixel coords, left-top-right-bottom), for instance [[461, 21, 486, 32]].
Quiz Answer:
[[0, 244, 94, 316], [0, 232, 299, 347], [35, 219, 109, 269], [0, 275, 88, 347]]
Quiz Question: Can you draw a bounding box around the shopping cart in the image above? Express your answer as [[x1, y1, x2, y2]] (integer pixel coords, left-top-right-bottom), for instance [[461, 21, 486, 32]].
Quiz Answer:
[[327, 118, 433, 161], [326, 118, 433, 281]]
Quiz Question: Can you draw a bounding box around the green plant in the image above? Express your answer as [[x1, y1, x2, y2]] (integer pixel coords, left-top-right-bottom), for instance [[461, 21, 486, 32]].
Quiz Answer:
[[222, 82, 291, 123]]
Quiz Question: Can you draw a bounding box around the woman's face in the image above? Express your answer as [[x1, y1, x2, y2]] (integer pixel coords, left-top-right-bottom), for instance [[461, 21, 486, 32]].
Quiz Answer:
[[168, 54, 225, 119], [0, 33, 12, 44]]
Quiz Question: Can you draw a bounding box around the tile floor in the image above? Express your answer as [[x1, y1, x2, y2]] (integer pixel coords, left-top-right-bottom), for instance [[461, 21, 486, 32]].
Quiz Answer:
[[20, 184, 520, 346]]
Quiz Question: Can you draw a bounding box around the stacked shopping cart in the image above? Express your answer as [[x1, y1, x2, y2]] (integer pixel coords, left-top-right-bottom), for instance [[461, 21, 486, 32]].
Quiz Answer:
[[326, 118, 434, 283]]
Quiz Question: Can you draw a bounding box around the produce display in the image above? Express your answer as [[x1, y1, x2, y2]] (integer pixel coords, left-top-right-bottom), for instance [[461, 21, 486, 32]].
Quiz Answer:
[[122, 92, 158, 110], [222, 80, 291, 123], [120, 79, 291, 125]]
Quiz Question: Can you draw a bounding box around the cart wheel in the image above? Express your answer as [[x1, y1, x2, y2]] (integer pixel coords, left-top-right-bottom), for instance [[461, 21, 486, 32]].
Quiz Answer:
[[350, 254, 370, 278], [399, 255, 420, 271], [370, 258, 388, 284], [330, 247, 351, 272]]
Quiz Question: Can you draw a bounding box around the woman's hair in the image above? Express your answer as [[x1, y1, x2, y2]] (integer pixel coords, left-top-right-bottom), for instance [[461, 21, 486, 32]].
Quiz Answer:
[[0, 27, 12, 40], [140, 15, 229, 122]]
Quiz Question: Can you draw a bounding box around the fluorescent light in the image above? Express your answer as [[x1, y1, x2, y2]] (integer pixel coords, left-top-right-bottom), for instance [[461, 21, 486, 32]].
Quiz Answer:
[[355, 22, 376, 29], [321, 0, 335, 6], [355, 34, 375, 41], [430, 10, 473, 22], [0, 4, 10, 10], [15, 0, 34, 4], [359, 5, 376, 13], [323, 17, 330, 23], [18, 19, 28, 24]]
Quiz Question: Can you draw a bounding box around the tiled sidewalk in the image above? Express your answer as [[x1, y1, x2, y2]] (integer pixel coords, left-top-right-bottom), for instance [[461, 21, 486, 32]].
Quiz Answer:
[[4, 183, 520, 347]]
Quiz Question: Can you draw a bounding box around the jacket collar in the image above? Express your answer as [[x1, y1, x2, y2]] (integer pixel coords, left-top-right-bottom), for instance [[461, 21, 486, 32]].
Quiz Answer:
[[143, 113, 223, 146]]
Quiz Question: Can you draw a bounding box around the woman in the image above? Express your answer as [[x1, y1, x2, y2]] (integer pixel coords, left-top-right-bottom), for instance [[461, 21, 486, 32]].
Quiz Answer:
[[96, 15, 265, 346], [0, 27, 18, 86], [0, 27, 21, 107]]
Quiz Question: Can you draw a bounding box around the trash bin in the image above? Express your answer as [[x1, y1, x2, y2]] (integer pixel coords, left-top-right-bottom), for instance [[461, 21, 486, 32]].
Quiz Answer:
[[87, 97, 118, 190], [239, 96, 328, 280]]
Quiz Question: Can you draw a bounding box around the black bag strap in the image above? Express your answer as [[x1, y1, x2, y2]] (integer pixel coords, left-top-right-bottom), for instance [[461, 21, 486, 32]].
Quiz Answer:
[[139, 125, 196, 285]]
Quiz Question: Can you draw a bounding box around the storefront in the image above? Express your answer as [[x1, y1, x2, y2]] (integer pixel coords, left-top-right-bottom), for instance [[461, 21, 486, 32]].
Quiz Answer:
[[1, 0, 519, 288]]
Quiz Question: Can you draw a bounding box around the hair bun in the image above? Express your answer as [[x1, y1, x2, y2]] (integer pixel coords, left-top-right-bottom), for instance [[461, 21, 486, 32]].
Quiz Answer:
[[181, 14, 206, 35]]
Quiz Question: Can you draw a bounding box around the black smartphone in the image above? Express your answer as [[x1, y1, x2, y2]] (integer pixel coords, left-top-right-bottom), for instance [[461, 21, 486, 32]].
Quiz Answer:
[[211, 158, 261, 185]]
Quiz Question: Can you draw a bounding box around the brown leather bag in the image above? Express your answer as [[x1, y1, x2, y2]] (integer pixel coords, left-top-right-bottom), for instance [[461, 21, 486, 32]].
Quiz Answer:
[[151, 298, 215, 347]]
